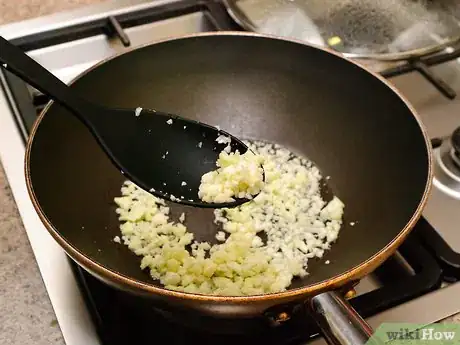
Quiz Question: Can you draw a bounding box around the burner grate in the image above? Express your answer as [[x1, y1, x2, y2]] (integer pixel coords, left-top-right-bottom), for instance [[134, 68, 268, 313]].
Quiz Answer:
[[350, 228, 443, 317], [416, 217, 460, 282], [8, 1, 238, 52], [380, 48, 460, 99]]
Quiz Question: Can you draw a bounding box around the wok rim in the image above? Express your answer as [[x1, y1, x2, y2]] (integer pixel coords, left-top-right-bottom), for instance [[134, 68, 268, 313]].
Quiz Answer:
[[24, 31, 433, 304]]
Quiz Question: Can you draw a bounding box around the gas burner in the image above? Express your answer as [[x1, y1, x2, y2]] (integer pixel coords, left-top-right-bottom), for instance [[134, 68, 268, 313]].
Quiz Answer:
[[433, 127, 460, 200]]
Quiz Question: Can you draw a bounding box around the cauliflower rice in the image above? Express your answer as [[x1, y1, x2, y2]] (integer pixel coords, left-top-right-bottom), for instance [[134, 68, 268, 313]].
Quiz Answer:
[[198, 149, 264, 203], [114, 140, 344, 296]]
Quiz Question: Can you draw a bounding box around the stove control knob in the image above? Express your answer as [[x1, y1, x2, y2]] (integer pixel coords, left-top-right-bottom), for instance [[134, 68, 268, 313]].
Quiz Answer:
[[452, 126, 460, 155]]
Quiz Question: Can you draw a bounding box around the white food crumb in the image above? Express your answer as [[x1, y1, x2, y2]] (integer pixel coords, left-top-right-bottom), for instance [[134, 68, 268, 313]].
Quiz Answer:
[[216, 134, 231, 145], [165, 151, 169, 155], [179, 213, 186, 223], [2, 63, 7, 68], [163, 182, 167, 186], [350, 222, 356, 226], [326, 176, 331, 180], [166, 119, 173, 125], [325, 260, 330, 265], [181, 181, 187, 186], [170, 195, 178, 201], [198, 150, 264, 203], [149, 188, 155, 192], [216, 231, 226, 242], [162, 155, 166, 159], [113, 236, 121, 243], [183, 126, 187, 129], [114, 141, 344, 296], [135, 107, 142, 116], [216, 125, 221, 131], [198, 142, 203, 148]]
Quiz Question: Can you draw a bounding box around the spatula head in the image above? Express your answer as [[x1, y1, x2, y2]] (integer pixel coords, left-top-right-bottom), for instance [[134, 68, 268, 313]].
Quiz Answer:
[[88, 107, 254, 208]]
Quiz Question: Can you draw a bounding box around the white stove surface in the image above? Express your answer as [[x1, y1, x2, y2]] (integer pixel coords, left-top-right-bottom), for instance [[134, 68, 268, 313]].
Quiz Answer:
[[0, 1, 459, 345]]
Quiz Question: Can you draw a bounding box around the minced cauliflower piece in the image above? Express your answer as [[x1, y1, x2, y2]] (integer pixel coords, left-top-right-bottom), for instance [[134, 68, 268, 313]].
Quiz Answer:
[[198, 150, 264, 203], [114, 140, 344, 296], [216, 231, 226, 242], [216, 134, 231, 145]]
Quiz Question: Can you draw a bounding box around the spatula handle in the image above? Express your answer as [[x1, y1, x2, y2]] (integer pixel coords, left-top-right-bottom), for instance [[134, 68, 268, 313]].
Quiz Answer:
[[0, 36, 84, 116]]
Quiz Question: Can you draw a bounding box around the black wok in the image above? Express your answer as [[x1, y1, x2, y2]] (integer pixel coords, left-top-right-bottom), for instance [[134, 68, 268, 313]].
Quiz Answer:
[[25, 32, 432, 345]]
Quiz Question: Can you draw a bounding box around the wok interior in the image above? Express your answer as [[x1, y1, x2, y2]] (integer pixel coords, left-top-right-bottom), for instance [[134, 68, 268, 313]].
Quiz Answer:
[[28, 34, 429, 292]]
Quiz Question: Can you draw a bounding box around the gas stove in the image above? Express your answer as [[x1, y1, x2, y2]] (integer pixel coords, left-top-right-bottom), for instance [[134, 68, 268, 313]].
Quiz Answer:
[[0, 1, 459, 345]]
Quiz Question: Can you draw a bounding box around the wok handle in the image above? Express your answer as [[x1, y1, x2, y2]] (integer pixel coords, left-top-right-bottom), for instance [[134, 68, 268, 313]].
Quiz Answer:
[[308, 291, 373, 345]]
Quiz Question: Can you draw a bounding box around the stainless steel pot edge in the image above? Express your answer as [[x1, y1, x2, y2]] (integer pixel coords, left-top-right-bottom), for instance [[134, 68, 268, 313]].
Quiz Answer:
[[223, 0, 460, 62]]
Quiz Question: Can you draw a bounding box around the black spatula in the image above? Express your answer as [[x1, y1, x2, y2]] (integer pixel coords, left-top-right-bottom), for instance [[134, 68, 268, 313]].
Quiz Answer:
[[0, 36, 257, 208]]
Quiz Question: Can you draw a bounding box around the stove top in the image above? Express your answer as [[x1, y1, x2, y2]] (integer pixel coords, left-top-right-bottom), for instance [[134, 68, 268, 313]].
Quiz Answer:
[[0, 1, 459, 345]]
